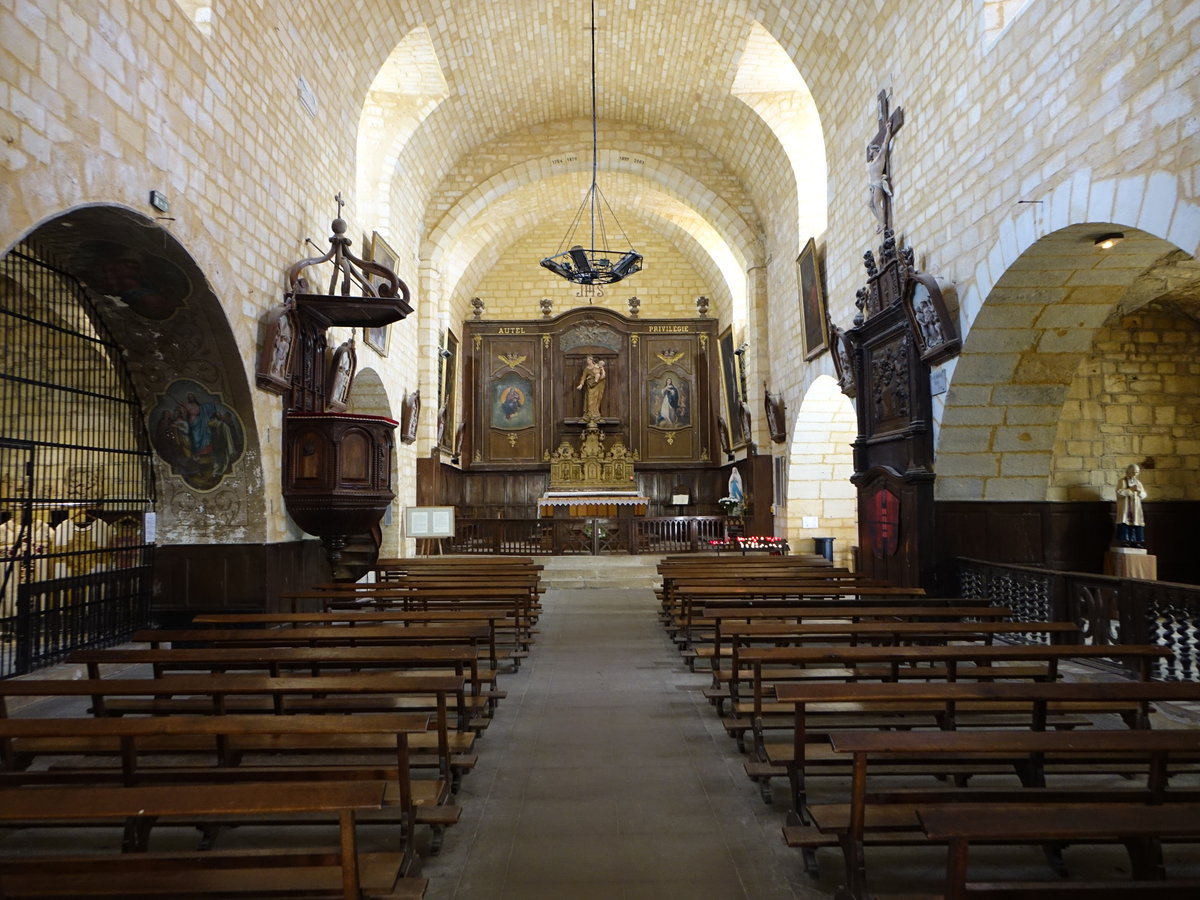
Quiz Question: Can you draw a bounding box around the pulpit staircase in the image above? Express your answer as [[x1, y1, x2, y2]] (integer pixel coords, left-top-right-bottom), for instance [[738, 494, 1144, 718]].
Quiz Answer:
[[329, 526, 382, 582]]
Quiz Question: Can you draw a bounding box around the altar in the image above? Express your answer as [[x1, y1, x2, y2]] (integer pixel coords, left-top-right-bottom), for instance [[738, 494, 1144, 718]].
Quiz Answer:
[[539, 415, 645, 518], [537, 490, 649, 518]]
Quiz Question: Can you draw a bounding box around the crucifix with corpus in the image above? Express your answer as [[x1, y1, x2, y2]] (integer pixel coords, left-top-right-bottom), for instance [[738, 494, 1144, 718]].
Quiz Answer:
[[866, 90, 904, 234]]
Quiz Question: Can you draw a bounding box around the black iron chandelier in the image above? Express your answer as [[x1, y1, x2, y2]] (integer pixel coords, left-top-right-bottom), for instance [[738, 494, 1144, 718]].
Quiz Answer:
[[540, 0, 643, 286]]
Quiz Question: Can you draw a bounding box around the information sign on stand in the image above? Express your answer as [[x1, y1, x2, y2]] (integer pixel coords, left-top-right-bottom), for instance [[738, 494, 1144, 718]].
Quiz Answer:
[[404, 507, 455, 555]]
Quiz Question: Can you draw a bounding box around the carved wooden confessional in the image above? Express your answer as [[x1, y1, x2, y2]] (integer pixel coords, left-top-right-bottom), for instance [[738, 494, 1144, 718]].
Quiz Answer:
[[840, 232, 960, 589], [261, 201, 412, 578], [836, 93, 961, 589]]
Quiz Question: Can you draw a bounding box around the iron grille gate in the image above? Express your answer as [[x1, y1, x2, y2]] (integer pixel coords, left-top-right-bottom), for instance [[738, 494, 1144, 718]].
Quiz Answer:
[[0, 241, 155, 677]]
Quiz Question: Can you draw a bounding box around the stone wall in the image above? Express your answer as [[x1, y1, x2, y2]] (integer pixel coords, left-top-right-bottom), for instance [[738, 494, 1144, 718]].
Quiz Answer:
[[1, 0, 1195, 557], [467, 223, 717, 321], [1050, 302, 1200, 502]]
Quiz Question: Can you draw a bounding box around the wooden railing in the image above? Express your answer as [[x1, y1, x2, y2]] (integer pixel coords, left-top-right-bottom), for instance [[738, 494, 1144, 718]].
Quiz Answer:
[[957, 557, 1200, 681], [445, 516, 728, 556]]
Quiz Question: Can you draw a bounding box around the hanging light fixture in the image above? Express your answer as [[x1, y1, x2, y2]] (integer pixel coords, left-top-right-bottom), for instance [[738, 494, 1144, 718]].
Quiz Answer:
[[540, 0, 643, 286]]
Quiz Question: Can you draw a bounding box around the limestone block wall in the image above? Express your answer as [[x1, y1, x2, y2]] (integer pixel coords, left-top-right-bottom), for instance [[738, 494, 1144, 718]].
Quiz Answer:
[[467, 223, 717, 321], [1049, 303, 1200, 502], [752, 0, 1197, 509], [0, 0, 427, 545]]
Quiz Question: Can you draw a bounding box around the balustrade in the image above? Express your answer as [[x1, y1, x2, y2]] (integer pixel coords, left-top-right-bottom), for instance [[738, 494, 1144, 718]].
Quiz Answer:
[[958, 557, 1200, 681]]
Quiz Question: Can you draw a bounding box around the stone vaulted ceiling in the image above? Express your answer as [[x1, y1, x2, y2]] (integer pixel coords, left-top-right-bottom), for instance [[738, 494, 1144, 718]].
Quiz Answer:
[[356, 0, 817, 319]]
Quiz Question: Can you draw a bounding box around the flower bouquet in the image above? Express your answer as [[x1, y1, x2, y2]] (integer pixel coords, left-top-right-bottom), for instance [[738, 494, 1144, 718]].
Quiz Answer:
[[717, 495, 745, 517]]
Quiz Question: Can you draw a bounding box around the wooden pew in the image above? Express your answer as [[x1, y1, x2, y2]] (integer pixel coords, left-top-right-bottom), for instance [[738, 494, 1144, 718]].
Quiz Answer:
[[191, 610, 513, 678], [659, 570, 887, 619], [0, 713, 429, 871], [920, 802, 1200, 899], [694, 604, 1018, 710], [69, 644, 496, 730], [667, 584, 930, 650], [0, 674, 470, 798], [728, 642, 1131, 795], [0, 781, 427, 899], [769, 677, 1200, 822], [134, 623, 496, 668], [656, 556, 850, 609], [741, 644, 1172, 758], [815, 729, 1200, 900], [375, 556, 543, 575], [724, 640, 1085, 758], [688, 616, 1074, 675], [296, 586, 538, 668], [702, 618, 1077, 673]]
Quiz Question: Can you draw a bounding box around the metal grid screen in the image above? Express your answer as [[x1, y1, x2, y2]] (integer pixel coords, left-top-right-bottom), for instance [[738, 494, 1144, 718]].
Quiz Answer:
[[0, 241, 155, 676]]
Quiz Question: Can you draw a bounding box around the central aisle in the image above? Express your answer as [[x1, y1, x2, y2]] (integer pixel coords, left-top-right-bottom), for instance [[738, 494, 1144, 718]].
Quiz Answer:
[[422, 582, 822, 899]]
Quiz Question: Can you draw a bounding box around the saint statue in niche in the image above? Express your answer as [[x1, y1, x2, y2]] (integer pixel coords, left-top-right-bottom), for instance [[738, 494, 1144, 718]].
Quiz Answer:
[[575, 355, 607, 420]]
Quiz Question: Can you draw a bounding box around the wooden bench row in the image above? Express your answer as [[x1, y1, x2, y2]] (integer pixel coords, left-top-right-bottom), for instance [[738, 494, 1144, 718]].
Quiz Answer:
[[0, 559, 545, 898], [767, 678, 1200, 898], [656, 561, 1200, 898], [0, 780, 426, 899]]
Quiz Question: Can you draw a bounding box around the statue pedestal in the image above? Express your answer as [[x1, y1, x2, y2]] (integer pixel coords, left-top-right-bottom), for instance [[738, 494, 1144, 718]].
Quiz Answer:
[[1104, 546, 1157, 580], [562, 417, 620, 428]]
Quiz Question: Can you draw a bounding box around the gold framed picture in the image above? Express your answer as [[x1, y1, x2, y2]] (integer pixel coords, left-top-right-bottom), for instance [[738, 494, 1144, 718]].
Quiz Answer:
[[798, 237, 829, 360], [363, 231, 396, 356]]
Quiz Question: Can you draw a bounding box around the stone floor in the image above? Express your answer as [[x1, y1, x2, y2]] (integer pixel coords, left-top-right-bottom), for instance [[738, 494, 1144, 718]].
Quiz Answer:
[[419, 580, 1200, 900], [420, 583, 821, 900]]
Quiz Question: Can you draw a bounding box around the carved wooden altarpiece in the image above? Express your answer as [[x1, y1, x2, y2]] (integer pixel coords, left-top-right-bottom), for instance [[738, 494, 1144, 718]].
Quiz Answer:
[[462, 306, 719, 472]]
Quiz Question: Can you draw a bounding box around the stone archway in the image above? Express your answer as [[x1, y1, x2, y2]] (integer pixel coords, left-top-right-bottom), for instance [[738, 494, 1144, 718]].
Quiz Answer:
[[14, 206, 266, 545], [0, 204, 268, 666], [935, 224, 1200, 578], [784, 375, 857, 568], [937, 225, 1193, 503]]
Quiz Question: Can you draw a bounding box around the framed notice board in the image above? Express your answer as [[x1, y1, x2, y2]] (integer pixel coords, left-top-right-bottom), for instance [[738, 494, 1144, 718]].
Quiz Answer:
[[404, 506, 455, 539]]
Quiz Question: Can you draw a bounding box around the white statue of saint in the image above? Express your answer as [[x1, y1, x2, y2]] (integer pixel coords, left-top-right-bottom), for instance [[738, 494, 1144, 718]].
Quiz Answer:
[[1115, 463, 1147, 547]]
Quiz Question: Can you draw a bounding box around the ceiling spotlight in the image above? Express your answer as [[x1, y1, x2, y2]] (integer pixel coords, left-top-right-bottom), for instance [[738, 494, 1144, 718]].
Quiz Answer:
[[610, 250, 643, 280], [1094, 232, 1124, 250], [568, 245, 595, 279]]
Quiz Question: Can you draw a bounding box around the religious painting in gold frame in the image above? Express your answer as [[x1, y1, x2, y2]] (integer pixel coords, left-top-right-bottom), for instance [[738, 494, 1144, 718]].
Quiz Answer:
[[798, 237, 829, 360], [363, 231, 395, 356], [437, 330, 459, 454], [718, 327, 747, 447]]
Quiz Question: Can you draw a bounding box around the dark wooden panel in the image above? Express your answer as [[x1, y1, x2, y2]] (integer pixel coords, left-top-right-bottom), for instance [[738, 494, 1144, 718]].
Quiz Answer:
[[934, 500, 1200, 588], [934, 506, 989, 561], [988, 508, 1045, 564], [414, 459, 771, 521], [1144, 502, 1200, 584], [153, 541, 328, 619], [1043, 502, 1111, 573]]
